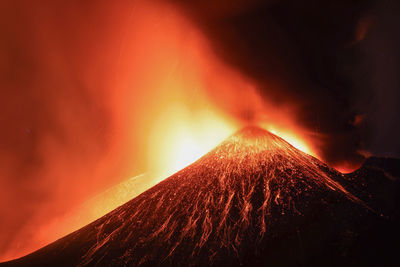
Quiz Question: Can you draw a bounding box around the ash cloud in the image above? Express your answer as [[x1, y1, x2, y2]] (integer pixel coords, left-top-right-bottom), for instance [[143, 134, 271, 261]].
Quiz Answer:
[[0, 0, 147, 260], [1, 0, 400, 261], [173, 0, 400, 167]]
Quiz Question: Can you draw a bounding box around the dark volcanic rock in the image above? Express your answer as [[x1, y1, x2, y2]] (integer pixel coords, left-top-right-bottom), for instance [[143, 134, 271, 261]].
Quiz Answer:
[[3, 127, 400, 266]]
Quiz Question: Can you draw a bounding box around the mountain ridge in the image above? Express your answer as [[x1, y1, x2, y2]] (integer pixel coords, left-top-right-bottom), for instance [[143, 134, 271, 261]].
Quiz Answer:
[[3, 126, 399, 266]]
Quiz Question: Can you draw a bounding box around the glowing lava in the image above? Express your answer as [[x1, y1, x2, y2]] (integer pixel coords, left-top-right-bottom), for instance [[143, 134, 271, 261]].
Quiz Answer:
[[7, 126, 370, 266], [0, 0, 369, 263]]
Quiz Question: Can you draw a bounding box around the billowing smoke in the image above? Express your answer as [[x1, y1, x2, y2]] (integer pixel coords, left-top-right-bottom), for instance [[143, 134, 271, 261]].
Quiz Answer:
[[172, 0, 400, 168], [0, 0, 140, 260], [1, 0, 399, 262], [0, 0, 259, 260]]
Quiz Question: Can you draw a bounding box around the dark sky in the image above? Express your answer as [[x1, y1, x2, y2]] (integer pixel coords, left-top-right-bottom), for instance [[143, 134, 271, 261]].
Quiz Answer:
[[173, 0, 400, 166]]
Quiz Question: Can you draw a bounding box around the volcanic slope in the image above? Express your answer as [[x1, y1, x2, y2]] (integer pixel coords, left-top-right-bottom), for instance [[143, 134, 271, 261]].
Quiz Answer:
[[4, 127, 399, 266]]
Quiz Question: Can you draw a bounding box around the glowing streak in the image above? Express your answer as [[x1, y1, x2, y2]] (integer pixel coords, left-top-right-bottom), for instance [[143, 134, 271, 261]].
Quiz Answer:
[[264, 126, 315, 156], [43, 127, 368, 266]]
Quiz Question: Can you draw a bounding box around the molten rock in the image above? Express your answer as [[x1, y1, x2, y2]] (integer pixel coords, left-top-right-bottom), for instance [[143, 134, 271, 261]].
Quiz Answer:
[[3, 127, 400, 266]]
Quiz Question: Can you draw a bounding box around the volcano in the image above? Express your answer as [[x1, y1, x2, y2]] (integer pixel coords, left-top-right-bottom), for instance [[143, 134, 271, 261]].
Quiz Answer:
[[3, 127, 400, 266]]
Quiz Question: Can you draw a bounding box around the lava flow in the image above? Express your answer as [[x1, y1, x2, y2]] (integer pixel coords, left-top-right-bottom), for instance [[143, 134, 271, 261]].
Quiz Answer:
[[4, 126, 383, 267]]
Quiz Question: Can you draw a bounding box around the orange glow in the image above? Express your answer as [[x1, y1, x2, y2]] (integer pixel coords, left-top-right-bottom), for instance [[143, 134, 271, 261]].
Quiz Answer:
[[260, 123, 317, 157], [148, 105, 236, 179], [0, 0, 325, 263], [334, 162, 360, 173], [0, 1, 242, 261], [354, 15, 374, 43], [31, 173, 159, 250], [267, 127, 313, 155]]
